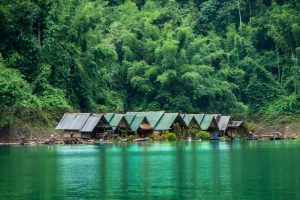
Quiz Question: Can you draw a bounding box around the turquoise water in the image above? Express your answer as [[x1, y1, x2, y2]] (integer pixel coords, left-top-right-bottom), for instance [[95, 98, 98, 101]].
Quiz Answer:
[[0, 141, 300, 200]]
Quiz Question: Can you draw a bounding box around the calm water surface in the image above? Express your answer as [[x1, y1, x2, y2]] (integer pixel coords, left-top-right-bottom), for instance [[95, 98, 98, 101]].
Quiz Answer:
[[0, 141, 300, 200]]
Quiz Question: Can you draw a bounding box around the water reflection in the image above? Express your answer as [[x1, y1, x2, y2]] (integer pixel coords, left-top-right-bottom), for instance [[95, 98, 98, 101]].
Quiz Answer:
[[0, 146, 62, 200], [1, 141, 300, 200]]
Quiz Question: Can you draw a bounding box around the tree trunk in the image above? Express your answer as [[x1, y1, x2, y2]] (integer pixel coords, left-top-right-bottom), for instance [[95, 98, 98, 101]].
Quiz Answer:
[[37, 18, 41, 45], [276, 46, 281, 86], [281, 66, 284, 88], [248, 0, 252, 24], [237, 0, 242, 28]]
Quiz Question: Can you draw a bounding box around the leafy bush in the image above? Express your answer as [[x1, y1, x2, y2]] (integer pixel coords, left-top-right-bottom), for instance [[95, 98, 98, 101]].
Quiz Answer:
[[244, 122, 256, 132], [128, 135, 136, 141], [115, 136, 123, 142], [165, 132, 177, 141], [150, 134, 163, 141], [197, 131, 210, 139], [160, 134, 168, 141], [265, 94, 300, 115], [188, 129, 198, 140]]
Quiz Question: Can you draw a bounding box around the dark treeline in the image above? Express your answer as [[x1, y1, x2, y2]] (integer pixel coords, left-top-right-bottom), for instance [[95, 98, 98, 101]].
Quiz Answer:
[[0, 0, 300, 128]]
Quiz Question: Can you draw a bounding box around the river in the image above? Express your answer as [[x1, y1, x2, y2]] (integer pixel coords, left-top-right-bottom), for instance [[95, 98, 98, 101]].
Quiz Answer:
[[0, 141, 299, 200]]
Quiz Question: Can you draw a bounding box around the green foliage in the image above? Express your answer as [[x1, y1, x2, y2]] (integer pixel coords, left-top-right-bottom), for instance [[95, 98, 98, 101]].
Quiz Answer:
[[0, 59, 40, 109], [265, 94, 300, 115], [128, 135, 136, 141], [188, 128, 198, 140], [165, 132, 177, 141], [150, 134, 160, 141], [197, 131, 210, 139], [244, 122, 256, 133], [160, 134, 168, 141], [0, 0, 300, 130]]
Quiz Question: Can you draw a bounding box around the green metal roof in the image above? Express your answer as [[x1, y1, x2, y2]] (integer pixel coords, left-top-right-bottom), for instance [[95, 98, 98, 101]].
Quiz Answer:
[[180, 114, 189, 126], [130, 115, 149, 131], [182, 114, 194, 126], [155, 113, 179, 131], [124, 114, 135, 125], [109, 114, 126, 130], [104, 113, 115, 123], [181, 114, 204, 127], [200, 114, 217, 130], [194, 114, 205, 126], [126, 111, 164, 127]]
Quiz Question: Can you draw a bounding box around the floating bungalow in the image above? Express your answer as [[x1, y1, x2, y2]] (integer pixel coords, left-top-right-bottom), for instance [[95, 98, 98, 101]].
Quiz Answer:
[[227, 121, 247, 136], [124, 114, 153, 137], [105, 114, 131, 135], [154, 113, 187, 134], [56, 113, 111, 139], [200, 114, 219, 136], [181, 114, 204, 129], [126, 111, 165, 128], [56, 111, 246, 140], [217, 115, 231, 135]]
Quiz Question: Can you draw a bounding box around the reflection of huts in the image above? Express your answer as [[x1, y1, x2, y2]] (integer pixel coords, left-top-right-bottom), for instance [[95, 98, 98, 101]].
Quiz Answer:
[[154, 113, 187, 134], [125, 114, 153, 137], [106, 114, 131, 135], [56, 113, 111, 139], [200, 114, 219, 135], [181, 114, 204, 129], [217, 116, 231, 135], [227, 121, 247, 136]]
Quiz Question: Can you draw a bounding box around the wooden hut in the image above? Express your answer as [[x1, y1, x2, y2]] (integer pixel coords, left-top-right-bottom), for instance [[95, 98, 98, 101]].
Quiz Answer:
[[125, 114, 153, 137], [56, 113, 113, 139], [200, 114, 219, 136], [181, 114, 204, 129], [227, 121, 247, 136], [154, 113, 187, 134], [217, 115, 231, 135], [80, 114, 112, 139], [126, 111, 165, 128], [56, 113, 91, 138], [107, 114, 131, 135]]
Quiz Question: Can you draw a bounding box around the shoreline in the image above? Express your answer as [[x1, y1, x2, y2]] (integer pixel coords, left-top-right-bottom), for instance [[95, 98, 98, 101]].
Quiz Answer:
[[1, 138, 299, 146]]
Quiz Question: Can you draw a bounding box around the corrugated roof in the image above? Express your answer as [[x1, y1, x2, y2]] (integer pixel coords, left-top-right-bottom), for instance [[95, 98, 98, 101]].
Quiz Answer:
[[194, 114, 205, 125], [218, 116, 231, 131], [213, 114, 222, 122], [155, 113, 179, 131], [56, 113, 77, 130], [126, 111, 164, 127], [200, 114, 217, 130], [109, 114, 129, 130], [124, 114, 135, 125], [181, 114, 204, 127], [104, 113, 115, 123], [229, 121, 243, 128], [81, 114, 105, 132], [56, 113, 91, 130], [182, 114, 194, 126], [130, 115, 151, 131]]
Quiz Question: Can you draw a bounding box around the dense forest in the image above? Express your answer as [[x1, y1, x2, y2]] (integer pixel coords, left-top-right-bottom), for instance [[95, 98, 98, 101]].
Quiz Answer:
[[0, 0, 300, 129]]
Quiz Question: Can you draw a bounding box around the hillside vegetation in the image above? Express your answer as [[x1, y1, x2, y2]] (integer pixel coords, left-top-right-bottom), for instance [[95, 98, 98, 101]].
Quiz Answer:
[[0, 0, 300, 130]]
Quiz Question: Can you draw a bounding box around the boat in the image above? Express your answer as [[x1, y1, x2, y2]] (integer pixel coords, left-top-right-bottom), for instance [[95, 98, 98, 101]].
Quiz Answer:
[[134, 137, 149, 142]]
